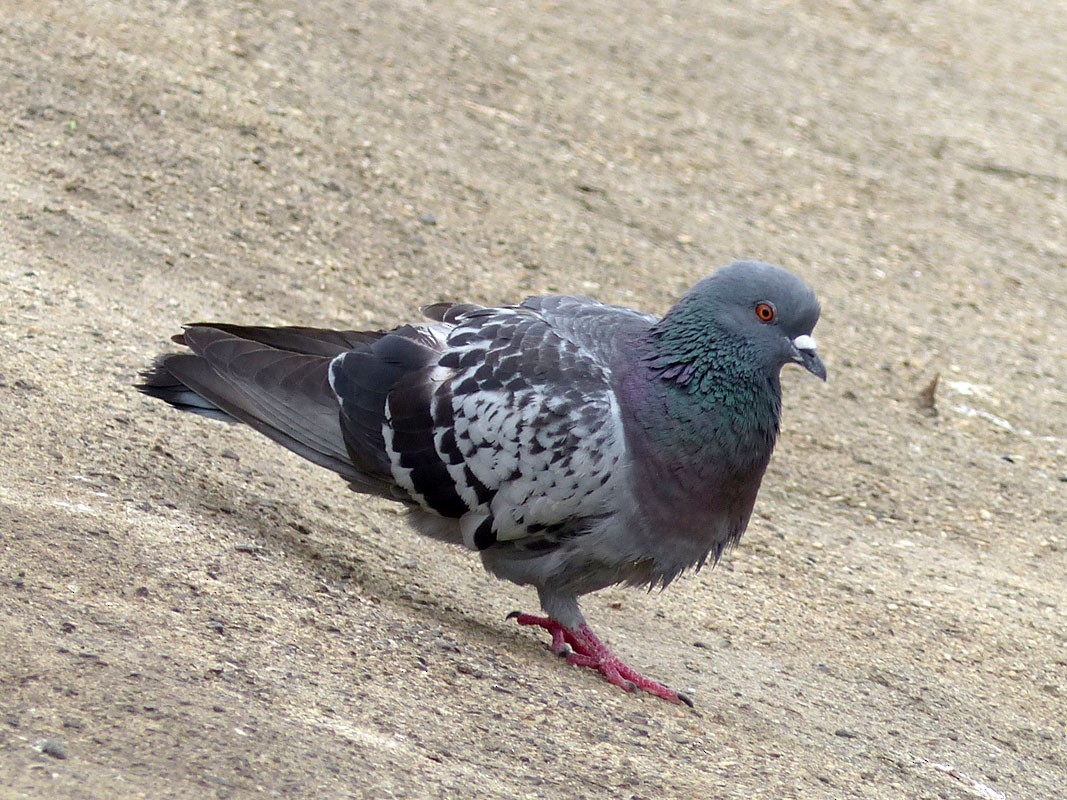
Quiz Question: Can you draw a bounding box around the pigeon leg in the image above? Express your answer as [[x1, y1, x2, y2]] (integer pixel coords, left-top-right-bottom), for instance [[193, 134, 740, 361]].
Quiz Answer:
[[508, 612, 693, 706], [506, 612, 583, 655]]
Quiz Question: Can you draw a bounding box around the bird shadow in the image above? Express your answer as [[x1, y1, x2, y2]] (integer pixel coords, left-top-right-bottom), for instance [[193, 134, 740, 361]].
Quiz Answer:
[[197, 478, 528, 647]]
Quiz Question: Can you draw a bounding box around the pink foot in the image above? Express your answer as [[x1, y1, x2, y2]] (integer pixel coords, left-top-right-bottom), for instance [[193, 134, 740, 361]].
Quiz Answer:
[[508, 612, 693, 706]]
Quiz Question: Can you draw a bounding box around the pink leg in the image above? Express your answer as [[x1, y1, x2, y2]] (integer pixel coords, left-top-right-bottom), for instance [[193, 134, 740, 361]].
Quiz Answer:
[[508, 612, 693, 706]]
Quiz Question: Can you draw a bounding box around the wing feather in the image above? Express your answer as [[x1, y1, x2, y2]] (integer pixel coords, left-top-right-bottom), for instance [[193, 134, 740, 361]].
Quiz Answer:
[[411, 303, 634, 550]]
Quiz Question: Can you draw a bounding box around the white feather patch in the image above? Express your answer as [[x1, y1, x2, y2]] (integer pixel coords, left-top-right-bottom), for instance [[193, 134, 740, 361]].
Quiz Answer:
[[382, 396, 420, 500]]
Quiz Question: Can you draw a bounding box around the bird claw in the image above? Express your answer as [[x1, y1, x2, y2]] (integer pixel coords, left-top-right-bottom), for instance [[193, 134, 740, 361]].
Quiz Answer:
[[509, 612, 693, 706]]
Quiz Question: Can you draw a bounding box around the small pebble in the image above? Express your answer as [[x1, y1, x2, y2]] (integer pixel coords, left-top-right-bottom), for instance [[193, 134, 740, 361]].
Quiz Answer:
[[39, 739, 68, 759]]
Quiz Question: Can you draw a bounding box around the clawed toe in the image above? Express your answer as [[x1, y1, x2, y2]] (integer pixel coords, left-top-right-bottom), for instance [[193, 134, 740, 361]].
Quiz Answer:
[[508, 613, 692, 706]]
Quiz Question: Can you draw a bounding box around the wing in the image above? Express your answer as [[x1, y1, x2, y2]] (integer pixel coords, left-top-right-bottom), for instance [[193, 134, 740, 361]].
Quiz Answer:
[[142, 296, 655, 556], [519, 294, 657, 365], [380, 301, 641, 552]]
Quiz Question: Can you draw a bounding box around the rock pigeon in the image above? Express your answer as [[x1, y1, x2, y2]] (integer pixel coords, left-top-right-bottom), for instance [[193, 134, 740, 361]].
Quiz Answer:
[[138, 260, 825, 705]]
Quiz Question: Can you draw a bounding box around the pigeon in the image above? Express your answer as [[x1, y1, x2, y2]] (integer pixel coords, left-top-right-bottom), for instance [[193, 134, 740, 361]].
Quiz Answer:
[[138, 260, 825, 705]]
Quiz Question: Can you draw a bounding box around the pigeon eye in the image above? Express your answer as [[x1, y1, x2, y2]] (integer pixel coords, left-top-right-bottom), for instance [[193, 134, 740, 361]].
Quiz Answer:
[[754, 302, 776, 323]]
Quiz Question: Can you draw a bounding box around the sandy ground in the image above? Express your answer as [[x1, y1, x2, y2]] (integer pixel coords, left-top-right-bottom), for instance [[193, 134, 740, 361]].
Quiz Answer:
[[1, 1, 1064, 798]]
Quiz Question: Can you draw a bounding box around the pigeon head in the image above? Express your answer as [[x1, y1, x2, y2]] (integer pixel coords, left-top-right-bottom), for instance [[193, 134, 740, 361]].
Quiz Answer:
[[647, 260, 826, 385]]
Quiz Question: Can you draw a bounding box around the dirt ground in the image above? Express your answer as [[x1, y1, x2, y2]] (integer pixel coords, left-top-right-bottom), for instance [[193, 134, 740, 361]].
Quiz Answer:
[[1, 1, 1064, 798]]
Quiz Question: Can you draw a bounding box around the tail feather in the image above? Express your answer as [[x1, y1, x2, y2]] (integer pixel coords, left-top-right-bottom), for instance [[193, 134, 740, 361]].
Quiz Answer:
[[138, 324, 393, 495], [173, 323, 384, 357], [139, 359, 235, 422]]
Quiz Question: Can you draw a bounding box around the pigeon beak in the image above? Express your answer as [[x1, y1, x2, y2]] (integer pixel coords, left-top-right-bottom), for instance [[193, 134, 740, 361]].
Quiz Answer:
[[791, 334, 826, 381]]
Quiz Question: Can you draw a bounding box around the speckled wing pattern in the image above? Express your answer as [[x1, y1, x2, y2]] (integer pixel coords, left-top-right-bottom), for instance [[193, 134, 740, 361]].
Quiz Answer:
[[335, 298, 654, 554]]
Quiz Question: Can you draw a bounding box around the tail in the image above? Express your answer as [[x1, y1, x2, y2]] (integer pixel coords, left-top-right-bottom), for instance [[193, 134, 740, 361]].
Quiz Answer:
[[138, 324, 395, 496]]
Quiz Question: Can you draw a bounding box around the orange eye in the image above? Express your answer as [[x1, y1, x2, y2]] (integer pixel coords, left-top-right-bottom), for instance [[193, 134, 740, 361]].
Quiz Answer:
[[755, 302, 776, 322]]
